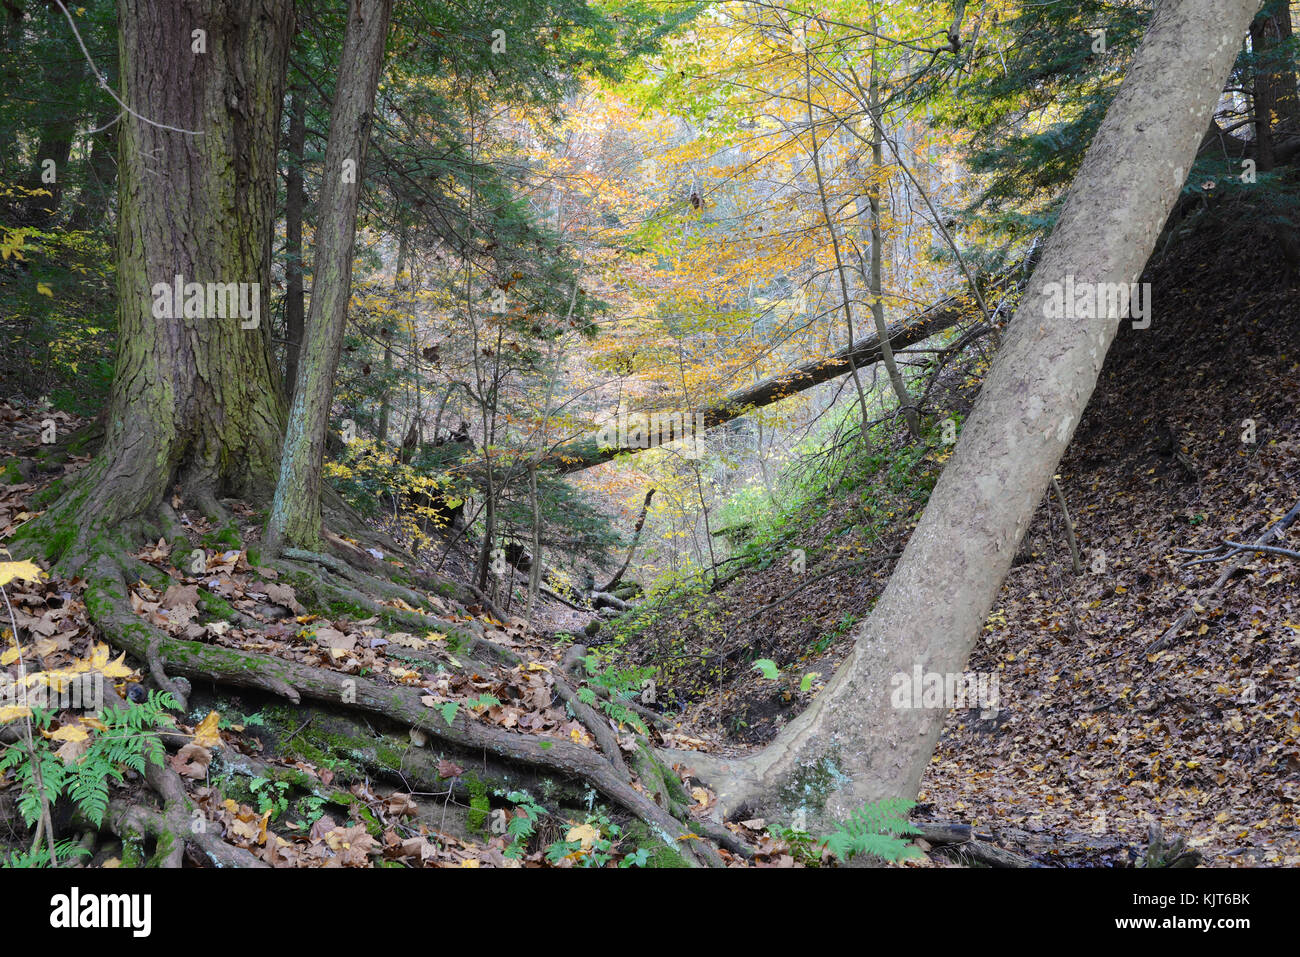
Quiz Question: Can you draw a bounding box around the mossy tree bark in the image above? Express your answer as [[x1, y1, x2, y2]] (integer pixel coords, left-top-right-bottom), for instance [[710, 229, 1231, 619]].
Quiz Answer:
[[264, 0, 393, 554], [676, 0, 1263, 831], [25, 0, 295, 560]]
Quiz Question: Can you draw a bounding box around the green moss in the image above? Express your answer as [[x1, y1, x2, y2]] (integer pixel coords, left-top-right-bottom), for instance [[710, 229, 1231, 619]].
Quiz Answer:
[[624, 821, 690, 868], [201, 524, 242, 549], [29, 478, 64, 507], [198, 590, 237, 621], [326, 600, 369, 620], [119, 836, 145, 868], [373, 741, 408, 772], [66, 431, 95, 455], [464, 773, 491, 833], [1, 458, 24, 485]]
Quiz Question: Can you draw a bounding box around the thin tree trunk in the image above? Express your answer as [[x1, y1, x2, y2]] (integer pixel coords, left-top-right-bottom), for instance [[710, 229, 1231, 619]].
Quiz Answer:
[[674, 0, 1263, 829], [69, 108, 119, 230], [862, 27, 920, 440], [264, 0, 392, 553], [599, 488, 656, 593], [283, 80, 306, 399], [803, 32, 872, 432], [378, 226, 407, 445]]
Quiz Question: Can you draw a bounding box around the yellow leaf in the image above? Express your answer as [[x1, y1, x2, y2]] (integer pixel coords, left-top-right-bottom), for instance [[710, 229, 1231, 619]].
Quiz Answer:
[[36, 282, 52, 297], [101, 651, 134, 679], [0, 705, 32, 724], [45, 722, 90, 742], [192, 710, 223, 748], [566, 823, 600, 849], [0, 559, 45, 587], [0, 646, 19, 666]]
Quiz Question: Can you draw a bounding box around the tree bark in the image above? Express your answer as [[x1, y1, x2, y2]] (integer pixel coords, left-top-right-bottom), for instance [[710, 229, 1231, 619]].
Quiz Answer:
[[35, 0, 294, 546], [283, 80, 307, 399], [674, 0, 1263, 830], [264, 0, 392, 553], [1249, 0, 1300, 171]]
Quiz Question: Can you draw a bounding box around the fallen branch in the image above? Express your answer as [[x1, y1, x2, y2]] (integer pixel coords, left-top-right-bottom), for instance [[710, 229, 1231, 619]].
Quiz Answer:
[[599, 488, 655, 593], [1148, 498, 1300, 654]]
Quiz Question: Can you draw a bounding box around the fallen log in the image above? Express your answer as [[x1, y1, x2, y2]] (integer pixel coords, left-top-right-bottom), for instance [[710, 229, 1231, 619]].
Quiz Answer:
[[546, 298, 972, 474]]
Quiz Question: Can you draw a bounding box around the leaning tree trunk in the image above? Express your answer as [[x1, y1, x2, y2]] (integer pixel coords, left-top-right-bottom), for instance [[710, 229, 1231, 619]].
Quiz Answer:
[[677, 0, 1263, 830], [264, 0, 392, 554], [24, 0, 294, 560]]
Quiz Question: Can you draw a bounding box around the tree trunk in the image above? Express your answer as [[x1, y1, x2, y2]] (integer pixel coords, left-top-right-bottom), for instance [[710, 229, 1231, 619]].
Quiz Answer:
[[677, 0, 1263, 830], [283, 81, 307, 399], [377, 226, 407, 445], [69, 109, 119, 230], [34, 0, 294, 549], [264, 0, 392, 553], [1249, 0, 1300, 171], [861, 38, 920, 440], [20, 24, 81, 227]]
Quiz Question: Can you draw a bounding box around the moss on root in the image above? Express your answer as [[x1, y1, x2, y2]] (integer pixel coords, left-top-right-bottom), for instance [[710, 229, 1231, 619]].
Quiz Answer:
[[1, 457, 24, 485], [623, 821, 691, 868]]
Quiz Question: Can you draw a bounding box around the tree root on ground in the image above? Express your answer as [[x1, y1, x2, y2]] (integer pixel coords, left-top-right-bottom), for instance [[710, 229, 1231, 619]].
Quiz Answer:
[[65, 539, 734, 866]]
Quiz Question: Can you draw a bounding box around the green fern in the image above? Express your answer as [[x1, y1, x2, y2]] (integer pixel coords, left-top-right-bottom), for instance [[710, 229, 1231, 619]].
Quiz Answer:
[[822, 798, 922, 864], [1, 840, 90, 868], [0, 692, 177, 830]]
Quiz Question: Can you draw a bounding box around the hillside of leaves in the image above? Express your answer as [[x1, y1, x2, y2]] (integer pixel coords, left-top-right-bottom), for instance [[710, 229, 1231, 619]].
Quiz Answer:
[[604, 209, 1300, 866]]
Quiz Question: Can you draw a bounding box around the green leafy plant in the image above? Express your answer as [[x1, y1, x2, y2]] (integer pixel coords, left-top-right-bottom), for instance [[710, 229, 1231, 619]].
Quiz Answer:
[[0, 692, 178, 829], [821, 798, 922, 864], [545, 809, 622, 867], [1, 840, 90, 868], [497, 789, 548, 859], [768, 821, 825, 867], [249, 776, 291, 820]]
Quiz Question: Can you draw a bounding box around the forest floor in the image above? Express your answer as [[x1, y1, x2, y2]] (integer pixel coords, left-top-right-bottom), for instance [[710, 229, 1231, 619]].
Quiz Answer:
[[612, 215, 1300, 866], [1, 218, 1297, 868]]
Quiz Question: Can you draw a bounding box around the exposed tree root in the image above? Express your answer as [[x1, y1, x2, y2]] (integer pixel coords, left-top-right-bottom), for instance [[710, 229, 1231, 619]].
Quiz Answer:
[[70, 545, 730, 866], [7, 474, 741, 865]]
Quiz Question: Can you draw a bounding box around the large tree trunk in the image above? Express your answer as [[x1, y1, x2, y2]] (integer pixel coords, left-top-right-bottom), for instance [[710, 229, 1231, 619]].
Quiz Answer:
[[1250, 0, 1300, 171], [34, 0, 294, 550], [677, 0, 1262, 830], [264, 0, 392, 553]]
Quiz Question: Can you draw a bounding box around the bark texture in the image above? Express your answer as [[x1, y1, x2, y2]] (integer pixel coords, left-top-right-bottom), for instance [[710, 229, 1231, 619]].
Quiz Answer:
[[50, 0, 293, 542]]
